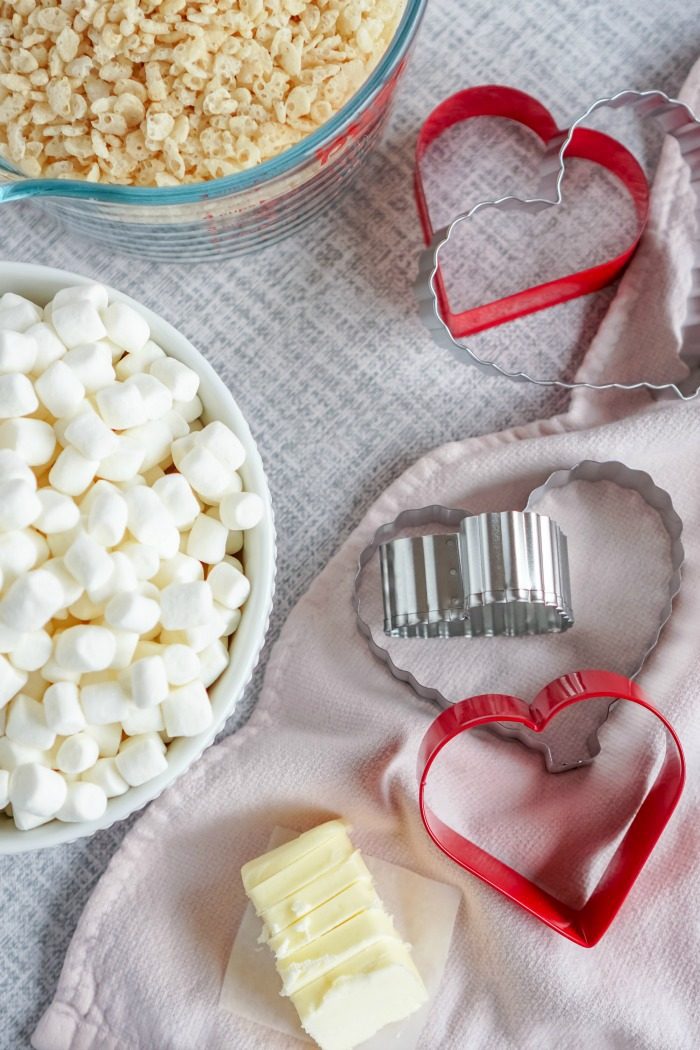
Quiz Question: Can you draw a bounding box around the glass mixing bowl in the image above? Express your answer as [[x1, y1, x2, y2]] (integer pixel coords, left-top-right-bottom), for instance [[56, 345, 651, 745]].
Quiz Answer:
[[0, 1, 427, 262]]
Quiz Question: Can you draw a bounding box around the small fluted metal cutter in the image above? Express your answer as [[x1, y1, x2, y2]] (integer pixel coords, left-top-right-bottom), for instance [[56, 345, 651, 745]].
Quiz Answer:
[[381, 509, 573, 639]]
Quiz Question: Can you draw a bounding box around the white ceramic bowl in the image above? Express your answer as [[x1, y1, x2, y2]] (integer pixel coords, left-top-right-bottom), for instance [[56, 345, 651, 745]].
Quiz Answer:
[[0, 262, 276, 853]]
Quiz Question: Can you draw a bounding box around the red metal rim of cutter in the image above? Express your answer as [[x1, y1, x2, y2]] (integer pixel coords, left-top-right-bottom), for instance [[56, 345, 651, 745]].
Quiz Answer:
[[417, 669, 685, 947], [414, 85, 650, 337]]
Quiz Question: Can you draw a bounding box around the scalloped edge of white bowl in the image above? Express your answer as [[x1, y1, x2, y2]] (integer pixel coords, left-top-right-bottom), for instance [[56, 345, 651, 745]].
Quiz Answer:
[[0, 261, 276, 853]]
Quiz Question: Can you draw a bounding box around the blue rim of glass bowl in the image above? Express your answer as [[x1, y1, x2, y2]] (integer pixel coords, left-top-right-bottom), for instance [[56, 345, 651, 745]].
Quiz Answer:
[[0, 0, 427, 206]]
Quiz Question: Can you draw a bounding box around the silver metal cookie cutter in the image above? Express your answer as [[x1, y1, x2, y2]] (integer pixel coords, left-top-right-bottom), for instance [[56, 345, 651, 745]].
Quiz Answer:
[[354, 460, 684, 771], [416, 89, 700, 398]]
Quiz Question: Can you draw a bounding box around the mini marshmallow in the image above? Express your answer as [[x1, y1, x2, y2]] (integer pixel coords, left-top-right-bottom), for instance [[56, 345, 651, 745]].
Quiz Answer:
[[149, 357, 199, 402], [172, 395, 203, 423], [185, 614, 228, 653], [96, 436, 145, 482], [0, 569, 64, 632], [122, 702, 164, 735], [0, 415, 55, 466], [124, 486, 179, 556], [56, 781, 107, 822], [128, 655, 169, 709], [152, 473, 200, 529], [0, 654, 27, 707], [198, 640, 230, 688], [86, 485, 128, 547], [153, 553, 203, 590], [0, 373, 38, 418], [9, 762, 67, 817], [42, 557, 83, 608], [177, 444, 234, 502], [162, 644, 200, 686], [215, 605, 241, 637], [55, 732, 100, 775], [55, 625, 117, 673], [115, 732, 167, 786], [64, 532, 113, 593], [62, 342, 115, 391], [226, 529, 244, 555], [96, 381, 148, 430], [81, 756, 128, 797], [102, 301, 150, 353], [126, 372, 172, 421], [0, 767, 9, 808], [0, 448, 35, 486], [197, 420, 246, 471], [0, 478, 41, 531], [84, 722, 122, 757], [49, 447, 99, 496], [52, 302, 107, 349], [120, 541, 160, 580], [80, 679, 129, 724], [52, 283, 110, 312], [6, 693, 55, 750], [35, 359, 86, 418], [63, 408, 119, 460], [207, 561, 251, 610], [186, 512, 228, 565], [160, 580, 214, 630], [0, 295, 42, 332], [43, 681, 86, 735], [0, 330, 37, 374], [105, 628, 139, 671], [0, 736, 43, 770], [0, 622, 20, 654], [123, 419, 173, 471], [9, 630, 52, 672], [12, 809, 53, 830], [114, 340, 164, 380], [162, 680, 212, 737], [35, 489, 81, 534], [105, 592, 160, 634], [26, 323, 67, 373], [219, 491, 264, 531], [40, 656, 81, 684]]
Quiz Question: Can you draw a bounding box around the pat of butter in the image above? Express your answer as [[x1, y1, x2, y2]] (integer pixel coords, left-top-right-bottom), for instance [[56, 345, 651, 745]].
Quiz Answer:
[[261, 850, 373, 936], [242, 819, 348, 892], [291, 940, 428, 1050], [267, 879, 381, 958], [247, 832, 354, 914], [277, 909, 397, 995], [240, 820, 429, 1050]]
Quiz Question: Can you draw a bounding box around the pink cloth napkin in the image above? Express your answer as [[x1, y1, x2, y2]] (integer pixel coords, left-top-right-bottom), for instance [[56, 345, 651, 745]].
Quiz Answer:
[[33, 66, 700, 1050]]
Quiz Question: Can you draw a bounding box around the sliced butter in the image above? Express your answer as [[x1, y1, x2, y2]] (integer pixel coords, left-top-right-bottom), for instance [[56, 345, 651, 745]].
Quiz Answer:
[[267, 879, 381, 958], [247, 832, 354, 914], [241, 819, 348, 892], [261, 850, 373, 936], [277, 910, 397, 995], [241, 820, 428, 1049], [291, 939, 429, 1050]]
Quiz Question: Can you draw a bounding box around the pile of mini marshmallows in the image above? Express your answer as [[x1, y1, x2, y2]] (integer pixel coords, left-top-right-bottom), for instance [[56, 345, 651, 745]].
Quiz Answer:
[[0, 283, 263, 830]]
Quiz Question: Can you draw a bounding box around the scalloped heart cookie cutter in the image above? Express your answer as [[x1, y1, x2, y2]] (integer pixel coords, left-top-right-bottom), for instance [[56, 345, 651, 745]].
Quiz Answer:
[[354, 460, 683, 772]]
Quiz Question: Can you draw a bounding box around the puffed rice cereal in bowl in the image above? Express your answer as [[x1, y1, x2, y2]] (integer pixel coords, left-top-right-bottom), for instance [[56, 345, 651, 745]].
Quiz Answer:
[[0, 1, 426, 259], [0, 261, 275, 851], [0, 0, 407, 185]]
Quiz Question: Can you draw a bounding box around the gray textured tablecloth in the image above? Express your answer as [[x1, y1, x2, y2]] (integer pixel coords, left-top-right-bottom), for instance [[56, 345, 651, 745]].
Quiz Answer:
[[1, 2, 698, 1046]]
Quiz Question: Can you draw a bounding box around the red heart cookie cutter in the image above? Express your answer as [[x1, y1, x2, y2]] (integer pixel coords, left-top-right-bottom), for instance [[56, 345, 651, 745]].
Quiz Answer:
[[417, 669, 685, 946], [414, 85, 650, 337]]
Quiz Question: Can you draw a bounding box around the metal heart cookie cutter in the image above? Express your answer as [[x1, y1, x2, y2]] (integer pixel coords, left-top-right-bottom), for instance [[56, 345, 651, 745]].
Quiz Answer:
[[354, 460, 684, 771], [415, 87, 700, 398]]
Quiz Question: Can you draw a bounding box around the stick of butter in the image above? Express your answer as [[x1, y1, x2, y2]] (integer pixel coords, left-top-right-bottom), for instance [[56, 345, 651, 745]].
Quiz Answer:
[[241, 820, 429, 1050]]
